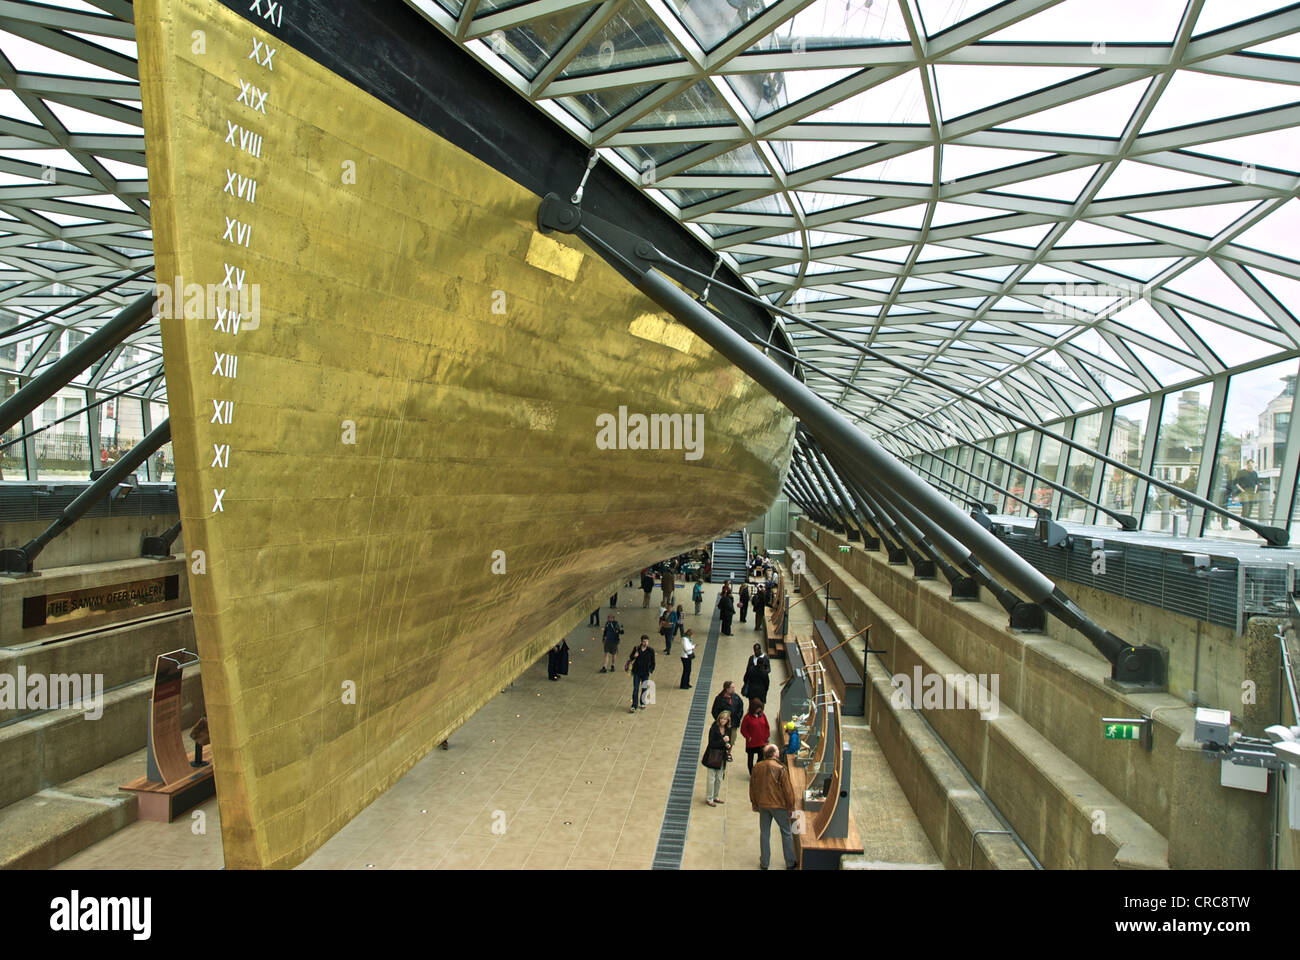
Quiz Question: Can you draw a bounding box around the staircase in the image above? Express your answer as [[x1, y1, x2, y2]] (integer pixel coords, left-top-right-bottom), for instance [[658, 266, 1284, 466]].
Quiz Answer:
[[709, 530, 748, 583]]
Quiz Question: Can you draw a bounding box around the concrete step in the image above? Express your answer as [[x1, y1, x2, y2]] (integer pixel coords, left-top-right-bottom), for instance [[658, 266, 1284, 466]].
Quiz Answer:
[[0, 750, 144, 869], [0, 668, 204, 809], [793, 529, 1170, 870]]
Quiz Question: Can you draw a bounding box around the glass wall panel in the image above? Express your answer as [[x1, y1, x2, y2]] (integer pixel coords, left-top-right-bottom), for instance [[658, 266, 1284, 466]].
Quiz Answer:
[[955, 444, 973, 495], [34, 386, 91, 480], [969, 445, 989, 503], [1205, 359, 1299, 540], [1006, 430, 1032, 515], [0, 372, 24, 479], [986, 435, 1011, 507], [1143, 384, 1211, 532], [1032, 434, 1063, 515], [149, 401, 174, 482], [1098, 399, 1149, 528], [1060, 412, 1103, 523]]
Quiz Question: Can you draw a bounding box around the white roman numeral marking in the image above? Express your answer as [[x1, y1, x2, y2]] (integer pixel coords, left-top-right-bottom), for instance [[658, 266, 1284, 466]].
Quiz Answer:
[[212, 489, 225, 513], [236, 79, 268, 114], [212, 352, 239, 378], [222, 264, 246, 289], [210, 399, 233, 424], [222, 216, 251, 247], [250, 38, 276, 70], [212, 444, 230, 468], [214, 308, 241, 335], [222, 170, 258, 204]]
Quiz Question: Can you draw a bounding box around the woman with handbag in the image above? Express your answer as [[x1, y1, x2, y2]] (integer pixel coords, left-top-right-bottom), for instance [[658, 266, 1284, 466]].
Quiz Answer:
[[680, 629, 697, 688], [702, 711, 733, 806]]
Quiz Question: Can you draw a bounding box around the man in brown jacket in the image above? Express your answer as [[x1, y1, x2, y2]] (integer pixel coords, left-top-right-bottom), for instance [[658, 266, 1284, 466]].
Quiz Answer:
[[750, 743, 798, 869]]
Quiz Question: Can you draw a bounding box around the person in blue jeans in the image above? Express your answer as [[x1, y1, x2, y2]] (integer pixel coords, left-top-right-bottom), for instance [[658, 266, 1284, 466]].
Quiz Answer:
[[750, 744, 798, 869], [692, 580, 704, 615], [626, 636, 656, 712]]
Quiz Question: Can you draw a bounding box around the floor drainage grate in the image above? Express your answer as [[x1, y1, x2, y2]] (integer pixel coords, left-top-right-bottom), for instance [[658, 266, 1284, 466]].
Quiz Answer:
[[651, 605, 721, 870]]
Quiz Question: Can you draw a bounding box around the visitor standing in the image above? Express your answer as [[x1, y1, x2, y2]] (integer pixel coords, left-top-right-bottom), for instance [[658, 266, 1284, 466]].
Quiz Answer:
[[1235, 459, 1261, 525], [739, 698, 770, 773], [680, 629, 696, 688], [750, 744, 797, 869], [712, 681, 744, 735], [660, 607, 675, 655], [600, 613, 623, 673], [692, 580, 704, 616], [702, 711, 733, 806], [641, 568, 655, 608], [718, 589, 735, 636], [739, 582, 750, 624], [752, 581, 767, 630], [743, 643, 771, 704], [626, 635, 656, 712], [547, 639, 569, 681], [662, 564, 676, 608]]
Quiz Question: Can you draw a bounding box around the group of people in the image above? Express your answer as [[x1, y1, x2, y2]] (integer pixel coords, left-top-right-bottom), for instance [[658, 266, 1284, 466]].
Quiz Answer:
[[716, 577, 775, 637], [699, 646, 799, 868]]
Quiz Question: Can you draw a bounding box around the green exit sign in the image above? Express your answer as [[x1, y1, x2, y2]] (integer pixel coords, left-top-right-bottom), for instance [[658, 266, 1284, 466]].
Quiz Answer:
[[838, 545, 851, 553], [1105, 723, 1142, 740]]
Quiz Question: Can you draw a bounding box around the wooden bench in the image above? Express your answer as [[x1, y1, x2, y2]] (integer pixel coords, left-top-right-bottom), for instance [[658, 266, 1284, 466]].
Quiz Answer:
[[789, 758, 863, 870], [812, 619, 865, 716], [120, 745, 214, 822]]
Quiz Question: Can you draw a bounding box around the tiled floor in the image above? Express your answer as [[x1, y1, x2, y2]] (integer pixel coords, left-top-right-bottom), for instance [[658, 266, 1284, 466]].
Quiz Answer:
[[59, 574, 938, 869]]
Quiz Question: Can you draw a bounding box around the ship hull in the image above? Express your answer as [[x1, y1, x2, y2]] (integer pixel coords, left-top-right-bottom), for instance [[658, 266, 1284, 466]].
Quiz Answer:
[[137, 0, 793, 867]]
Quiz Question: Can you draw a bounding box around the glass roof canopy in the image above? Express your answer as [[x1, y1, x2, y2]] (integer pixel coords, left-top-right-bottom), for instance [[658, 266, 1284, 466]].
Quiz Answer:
[[1, 0, 1299, 496], [406, 0, 1300, 446]]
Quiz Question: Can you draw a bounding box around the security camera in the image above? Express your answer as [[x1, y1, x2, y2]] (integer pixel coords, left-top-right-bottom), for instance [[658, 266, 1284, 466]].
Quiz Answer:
[[1194, 707, 1234, 748]]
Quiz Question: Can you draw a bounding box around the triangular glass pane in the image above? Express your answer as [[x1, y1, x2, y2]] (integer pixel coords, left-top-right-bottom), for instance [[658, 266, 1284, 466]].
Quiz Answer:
[[1057, 220, 1154, 247], [1001, 81, 1147, 137], [1232, 197, 1300, 255], [1134, 200, 1262, 237], [1084, 257, 1179, 281], [1142, 71, 1300, 133], [941, 145, 1052, 181], [1193, 0, 1293, 36], [556, 82, 659, 128], [559, 0, 684, 77], [1165, 259, 1274, 325], [690, 143, 769, 175], [934, 65, 1089, 123], [983, 222, 1054, 247], [858, 204, 927, 228], [1181, 312, 1279, 367], [930, 202, 1010, 227], [628, 80, 734, 128], [983, 0, 1185, 42], [838, 146, 934, 183], [662, 0, 780, 51], [1192, 127, 1300, 174], [996, 165, 1097, 201], [777, 138, 877, 174], [1094, 159, 1229, 199], [477, 5, 593, 80], [729, 68, 857, 121], [800, 69, 930, 125], [1249, 266, 1300, 320]]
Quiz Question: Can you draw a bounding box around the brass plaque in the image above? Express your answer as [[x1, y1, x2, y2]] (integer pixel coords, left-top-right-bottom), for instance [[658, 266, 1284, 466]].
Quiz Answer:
[[25, 575, 180, 628]]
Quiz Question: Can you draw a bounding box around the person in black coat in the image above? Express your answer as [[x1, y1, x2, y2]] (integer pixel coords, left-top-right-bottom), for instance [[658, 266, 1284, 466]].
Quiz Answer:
[[626, 636, 656, 712], [718, 590, 736, 636], [752, 582, 766, 630], [547, 640, 569, 681], [711, 681, 744, 735], [742, 643, 771, 703], [701, 711, 733, 805], [739, 582, 750, 623]]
